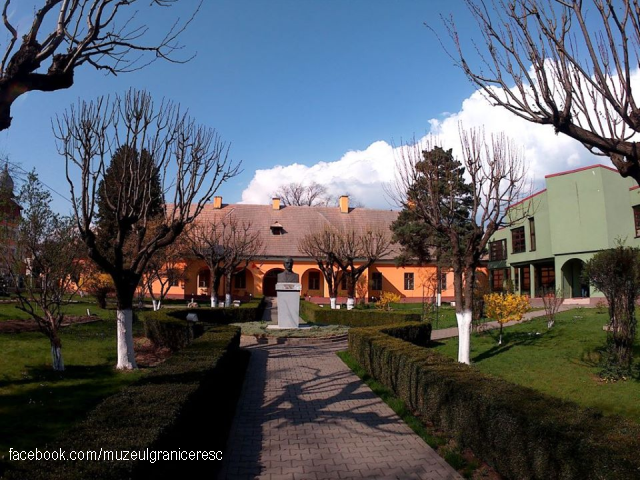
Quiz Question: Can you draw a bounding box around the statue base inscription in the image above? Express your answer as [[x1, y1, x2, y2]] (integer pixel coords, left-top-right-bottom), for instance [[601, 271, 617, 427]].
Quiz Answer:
[[272, 282, 302, 329]]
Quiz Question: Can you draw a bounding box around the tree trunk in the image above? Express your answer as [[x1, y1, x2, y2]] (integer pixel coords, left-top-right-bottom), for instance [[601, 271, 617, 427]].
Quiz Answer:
[[116, 309, 137, 370], [499, 323, 503, 345], [456, 309, 473, 364], [330, 297, 337, 309], [152, 299, 159, 311], [50, 334, 64, 372], [225, 293, 231, 307], [347, 297, 355, 310], [210, 293, 218, 308]]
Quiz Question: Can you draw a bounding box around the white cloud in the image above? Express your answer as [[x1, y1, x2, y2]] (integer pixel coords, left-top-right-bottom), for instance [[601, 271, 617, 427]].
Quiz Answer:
[[241, 88, 605, 209]]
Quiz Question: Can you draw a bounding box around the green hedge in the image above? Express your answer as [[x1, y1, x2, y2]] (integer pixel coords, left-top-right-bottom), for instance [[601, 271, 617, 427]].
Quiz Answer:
[[348, 324, 640, 480], [300, 300, 421, 327], [167, 296, 266, 324], [142, 311, 204, 351], [4, 326, 241, 480]]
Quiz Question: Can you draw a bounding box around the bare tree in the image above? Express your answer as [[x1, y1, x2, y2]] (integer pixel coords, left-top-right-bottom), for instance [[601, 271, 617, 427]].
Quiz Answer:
[[272, 182, 333, 206], [54, 89, 239, 370], [2, 172, 83, 371], [440, 0, 640, 184], [390, 127, 528, 364], [142, 240, 186, 311], [298, 226, 344, 309], [187, 215, 263, 307], [0, 0, 200, 131], [335, 226, 391, 309]]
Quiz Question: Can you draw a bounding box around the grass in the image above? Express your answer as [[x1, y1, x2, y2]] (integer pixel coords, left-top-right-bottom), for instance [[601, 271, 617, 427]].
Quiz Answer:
[[337, 351, 483, 479], [389, 303, 459, 330], [232, 321, 349, 338], [0, 298, 115, 322], [432, 307, 640, 423], [0, 320, 145, 460]]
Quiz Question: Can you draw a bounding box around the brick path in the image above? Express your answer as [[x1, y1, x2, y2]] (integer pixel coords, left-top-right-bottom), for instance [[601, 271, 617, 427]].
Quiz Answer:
[[219, 337, 461, 480]]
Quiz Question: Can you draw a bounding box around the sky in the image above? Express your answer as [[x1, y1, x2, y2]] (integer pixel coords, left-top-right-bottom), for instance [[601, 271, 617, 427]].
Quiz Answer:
[[0, 0, 606, 214]]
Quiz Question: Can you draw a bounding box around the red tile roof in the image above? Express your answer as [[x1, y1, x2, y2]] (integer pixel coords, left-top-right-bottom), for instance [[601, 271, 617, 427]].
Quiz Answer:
[[196, 203, 401, 260]]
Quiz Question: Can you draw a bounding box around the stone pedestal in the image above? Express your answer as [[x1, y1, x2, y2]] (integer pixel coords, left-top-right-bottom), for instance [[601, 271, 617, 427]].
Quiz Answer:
[[274, 282, 301, 329]]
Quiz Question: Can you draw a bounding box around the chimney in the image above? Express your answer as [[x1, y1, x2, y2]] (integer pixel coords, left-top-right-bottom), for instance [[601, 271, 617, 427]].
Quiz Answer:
[[339, 195, 349, 214], [213, 196, 222, 209], [272, 197, 281, 210]]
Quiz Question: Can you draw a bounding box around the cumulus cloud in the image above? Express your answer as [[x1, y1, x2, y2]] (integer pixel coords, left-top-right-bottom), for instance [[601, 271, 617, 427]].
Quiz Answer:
[[241, 88, 605, 209]]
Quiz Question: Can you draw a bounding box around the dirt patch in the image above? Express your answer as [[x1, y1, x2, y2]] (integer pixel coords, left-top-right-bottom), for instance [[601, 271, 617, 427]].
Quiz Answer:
[[134, 336, 172, 368], [0, 315, 101, 334]]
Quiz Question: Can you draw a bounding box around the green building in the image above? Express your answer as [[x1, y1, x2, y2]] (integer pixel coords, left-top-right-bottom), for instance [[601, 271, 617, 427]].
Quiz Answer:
[[488, 164, 640, 302]]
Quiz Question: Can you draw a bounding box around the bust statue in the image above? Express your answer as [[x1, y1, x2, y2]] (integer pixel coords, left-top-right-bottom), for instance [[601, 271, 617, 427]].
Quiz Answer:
[[277, 257, 299, 283]]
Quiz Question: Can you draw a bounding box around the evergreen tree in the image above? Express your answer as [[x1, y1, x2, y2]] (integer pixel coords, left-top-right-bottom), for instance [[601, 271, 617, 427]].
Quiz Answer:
[[95, 145, 164, 264], [392, 146, 474, 267]]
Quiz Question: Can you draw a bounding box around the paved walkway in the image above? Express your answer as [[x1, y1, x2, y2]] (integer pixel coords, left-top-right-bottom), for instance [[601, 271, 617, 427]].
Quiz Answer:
[[219, 337, 461, 480]]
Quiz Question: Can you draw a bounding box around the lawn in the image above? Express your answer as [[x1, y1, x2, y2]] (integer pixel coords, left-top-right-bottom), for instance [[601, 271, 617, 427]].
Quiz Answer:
[[432, 308, 640, 423], [389, 303, 459, 330], [0, 320, 144, 461], [0, 298, 115, 322]]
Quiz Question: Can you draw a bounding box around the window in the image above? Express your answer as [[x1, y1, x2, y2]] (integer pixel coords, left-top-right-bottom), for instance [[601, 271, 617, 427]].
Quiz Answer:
[[489, 239, 507, 261], [511, 227, 526, 253], [404, 272, 414, 290], [529, 218, 536, 251], [372, 272, 382, 290], [170, 278, 180, 287], [491, 268, 510, 292], [538, 266, 555, 291], [233, 271, 246, 289], [198, 269, 210, 289], [308, 271, 320, 290], [520, 266, 530, 292], [634, 205, 640, 237], [440, 272, 447, 291]]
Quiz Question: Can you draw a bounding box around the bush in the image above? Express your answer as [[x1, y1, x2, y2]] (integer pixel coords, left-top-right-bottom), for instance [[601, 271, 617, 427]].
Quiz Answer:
[[4, 326, 241, 480], [165, 296, 266, 325], [142, 311, 204, 351], [300, 300, 421, 327], [348, 324, 640, 480], [376, 292, 401, 311]]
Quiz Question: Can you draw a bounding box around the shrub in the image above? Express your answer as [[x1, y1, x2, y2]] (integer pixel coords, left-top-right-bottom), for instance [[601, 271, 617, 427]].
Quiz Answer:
[[167, 296, 266, 324], [300, 300, 421, 327], [376, 292, 401, 311], [4, 326, 241, 480], [142, 311, 204, 351], [484, 292, 530, 344], [348, 324, 640, 480], [584, 245, 640, 378]]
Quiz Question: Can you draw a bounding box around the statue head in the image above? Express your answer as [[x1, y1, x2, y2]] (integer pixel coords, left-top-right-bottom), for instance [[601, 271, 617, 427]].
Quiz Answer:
[[283, 257, 294, 272]]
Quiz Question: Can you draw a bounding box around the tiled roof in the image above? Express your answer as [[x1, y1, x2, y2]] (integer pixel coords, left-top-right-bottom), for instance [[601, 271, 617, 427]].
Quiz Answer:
[[196, 203, 401, 260]]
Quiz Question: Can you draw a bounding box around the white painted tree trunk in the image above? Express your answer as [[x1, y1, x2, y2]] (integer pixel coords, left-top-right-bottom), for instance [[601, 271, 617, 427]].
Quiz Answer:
[[210, 294, 218, 308], [116, 309, 137, 370], [547, 319, 554, 329], [347, 297, 355, 310], [456, 309, 472, 365], [51, 344, 64, 371], [157, 300, 162, 310], [330, 297, 337, 309], [225, 293, 231, 307], [152, 300, 159, 311]]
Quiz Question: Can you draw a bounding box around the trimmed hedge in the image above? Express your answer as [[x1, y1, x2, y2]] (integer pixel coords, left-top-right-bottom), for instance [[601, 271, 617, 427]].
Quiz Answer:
[[348, 324, 640, 480], [167, 296, 266, 324], [142, 311, 204, 350], [300, 300, 421, 327], [4, 325, 241, 480]]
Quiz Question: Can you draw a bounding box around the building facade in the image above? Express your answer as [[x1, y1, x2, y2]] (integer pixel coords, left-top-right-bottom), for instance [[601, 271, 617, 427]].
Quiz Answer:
[[154, 196, 456, 304], [488, 165, 640, 301]]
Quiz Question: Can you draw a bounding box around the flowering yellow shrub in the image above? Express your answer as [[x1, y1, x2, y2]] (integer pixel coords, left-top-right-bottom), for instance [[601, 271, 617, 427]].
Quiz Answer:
[[376, 292, 401, 311], [483, 292, 530, 325]]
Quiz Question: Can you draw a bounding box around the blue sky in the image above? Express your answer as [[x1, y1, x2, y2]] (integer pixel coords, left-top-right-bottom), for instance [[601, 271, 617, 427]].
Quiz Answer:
[[0, 0, 603, 213]]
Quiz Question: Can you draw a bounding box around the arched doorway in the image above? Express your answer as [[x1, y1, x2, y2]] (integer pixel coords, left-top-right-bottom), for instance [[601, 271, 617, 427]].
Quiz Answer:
[[301, 269, 324, 297], [561, 259, 589, 298], [263, 269, 283, 297]]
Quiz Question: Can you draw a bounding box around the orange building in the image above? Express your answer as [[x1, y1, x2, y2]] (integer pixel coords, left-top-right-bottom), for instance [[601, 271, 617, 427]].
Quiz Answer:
[[153, 196, 457, 304]]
